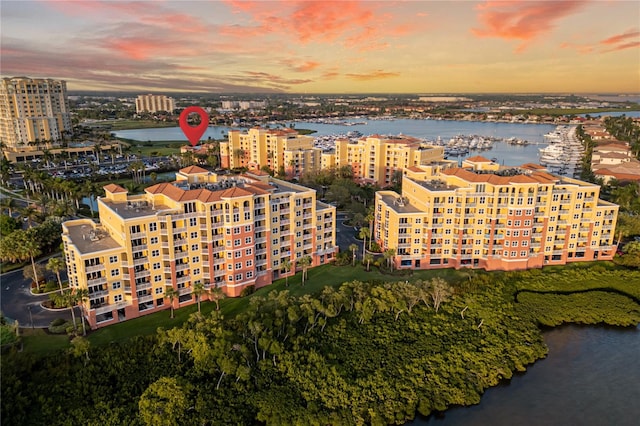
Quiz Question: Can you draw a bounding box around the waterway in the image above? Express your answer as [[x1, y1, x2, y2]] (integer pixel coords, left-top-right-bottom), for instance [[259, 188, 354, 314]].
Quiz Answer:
[[414, 325, 640, 426], [114, 119, 557, 167]]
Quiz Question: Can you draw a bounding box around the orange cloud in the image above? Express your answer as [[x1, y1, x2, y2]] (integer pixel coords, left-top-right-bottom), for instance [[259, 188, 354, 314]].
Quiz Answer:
[[561, 28, 640, 54], [221, 0, 410, 51], [600, 30, 640, 45], [472, 1, 587, 50], [346, 70, 400, 81]]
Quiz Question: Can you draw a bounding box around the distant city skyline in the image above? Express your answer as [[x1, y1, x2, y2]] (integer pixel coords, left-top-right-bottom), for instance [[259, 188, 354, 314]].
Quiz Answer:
[[1, 0, 639, 94]]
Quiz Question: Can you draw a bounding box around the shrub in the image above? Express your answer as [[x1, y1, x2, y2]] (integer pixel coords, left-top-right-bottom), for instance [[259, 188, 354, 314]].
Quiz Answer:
[[240, 285, 255, 297], [50, 318, 66, 327], [49, 321, 70, 334]]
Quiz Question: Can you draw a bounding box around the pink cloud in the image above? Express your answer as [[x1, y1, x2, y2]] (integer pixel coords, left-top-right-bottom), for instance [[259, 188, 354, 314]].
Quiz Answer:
[[472, 1, 587, 51]]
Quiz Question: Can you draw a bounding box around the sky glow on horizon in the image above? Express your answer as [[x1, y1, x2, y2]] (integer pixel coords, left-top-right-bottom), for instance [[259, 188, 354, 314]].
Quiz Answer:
[[1, 0, 639, 94]]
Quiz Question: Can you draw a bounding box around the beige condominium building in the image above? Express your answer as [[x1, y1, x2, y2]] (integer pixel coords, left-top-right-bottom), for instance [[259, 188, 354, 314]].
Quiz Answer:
[[221, 127, 321, 178], [375, 158, 618, 271], [328, 134, 445, 187], [135, 94, 176, 114], [0, 77, 72, 158], [62, 167, 337, 328]]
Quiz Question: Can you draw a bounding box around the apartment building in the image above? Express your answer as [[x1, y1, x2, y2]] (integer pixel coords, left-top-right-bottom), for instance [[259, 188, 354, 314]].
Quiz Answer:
[[221, 127, 322, 178], [0, 77, 72, 155], [62, 167, 337, 328], [375, 165, 618, 271], [327, 134, 445, 187], [135, 94, 175, 114]]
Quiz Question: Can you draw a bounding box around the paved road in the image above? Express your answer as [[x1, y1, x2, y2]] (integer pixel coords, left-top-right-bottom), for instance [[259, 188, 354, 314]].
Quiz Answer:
[[1, 265, 76, 328], [335, 213, 361, 252]]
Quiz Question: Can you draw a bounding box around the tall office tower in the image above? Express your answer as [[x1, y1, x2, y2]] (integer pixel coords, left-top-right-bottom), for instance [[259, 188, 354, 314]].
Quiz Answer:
[[327, 135, 445, 187], [375, 160, 618, 271], [0, 77, 72, 152], [222, 127, 322, 178], [62, 167, 337, 329], [135, 94, 176, 114]]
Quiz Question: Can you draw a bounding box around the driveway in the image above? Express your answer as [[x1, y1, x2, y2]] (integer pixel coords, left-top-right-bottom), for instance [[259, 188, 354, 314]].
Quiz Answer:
[[335, 213, 361, 252], [1, 266, 76, 328]]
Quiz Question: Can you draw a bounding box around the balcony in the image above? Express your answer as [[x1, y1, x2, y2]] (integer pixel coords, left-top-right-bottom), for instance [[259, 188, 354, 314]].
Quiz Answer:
[[132, 244, 148, 253], [89, 289, 109, 300], [85, 264, 105, 273], [135, 269, 151, 279], [256, 248, 267, 255], [87, 276, 106, 286], [130, 232, 146, 240], [254, 214, 266, 221], [136, 281, 152, 290], [279, 209, 290, 215], [133, 257, 148, 266], [178, 287, 192, 296], [176, 275, 191, 285], [94, 303, 116, 315], [175, 251, 189, 260], [175, 263, 190, 272], [138, 294, 154, 304]]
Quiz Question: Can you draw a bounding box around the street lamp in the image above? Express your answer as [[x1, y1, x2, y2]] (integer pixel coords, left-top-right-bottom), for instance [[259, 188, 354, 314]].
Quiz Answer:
[[27, 305, 33, 329]]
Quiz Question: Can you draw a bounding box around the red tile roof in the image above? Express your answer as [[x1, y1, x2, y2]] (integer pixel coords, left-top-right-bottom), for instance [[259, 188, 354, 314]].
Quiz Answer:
[[103, 184, 127, 193], [180, 165, 209, 174], [465, 155, 492, 163]]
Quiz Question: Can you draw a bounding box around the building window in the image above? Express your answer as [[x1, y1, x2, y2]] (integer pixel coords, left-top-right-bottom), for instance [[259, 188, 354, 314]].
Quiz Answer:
[[228, 275, 233, 281], [192, 256, 199, 263], [112, 282, 121, 290], [189, 218, 197, 226], [245, 237, 252, 244], [190, 232, 198, 238], [152, 249, 159, 257], [154, 275, 162, 282], [155, 287, 163, 294], [245, 248, 252, 255], [234, 239, 241, 246], [247, 271, 253, 278], [244, 212, 251, 220], [193, 268, 200, 275], [191, 244, 199, 251], [235, 273, 242, 281], [233, 227, 240, 234], [153, 263, 161, 270], [111, 269, 120, 277], [149, 223, 157, 232], [150, 237, 158, 244], [520, 251, 527, 257], [246, 260, 253, 267], [114, 294, 123, 302], [109, 255, 118, 263]]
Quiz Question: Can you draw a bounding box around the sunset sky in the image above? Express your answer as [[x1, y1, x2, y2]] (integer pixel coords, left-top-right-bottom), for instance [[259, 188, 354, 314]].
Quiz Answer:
[[2, 0, 639, 93]]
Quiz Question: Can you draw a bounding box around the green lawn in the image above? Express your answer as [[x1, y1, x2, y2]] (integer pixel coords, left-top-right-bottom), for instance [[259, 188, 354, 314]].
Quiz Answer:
[[20, 328, 71, 356]]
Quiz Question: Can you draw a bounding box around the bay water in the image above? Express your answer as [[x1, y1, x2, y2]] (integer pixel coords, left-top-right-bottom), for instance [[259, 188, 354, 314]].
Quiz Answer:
[[414, 325, 640, 426]]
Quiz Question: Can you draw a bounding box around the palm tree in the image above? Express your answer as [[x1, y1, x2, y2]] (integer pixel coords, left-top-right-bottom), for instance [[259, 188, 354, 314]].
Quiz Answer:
[[282, 259, 292, 286], [165, 287, 178, 318], [365, 206, 375, 249], [46, 257, 66, 291], [208, 286, 225, 311], [349, 243, 358, 266], [0, 197, 16, 217], [298, 256, 312, 285], [20, 205, 40, 228], [75, 288, 89, 336], [364, 253, 374, 271], [358, 227, 370, 258], [193, 282, 205, 313], [21, 236, 42, 284], [383, 248, 396, 272]]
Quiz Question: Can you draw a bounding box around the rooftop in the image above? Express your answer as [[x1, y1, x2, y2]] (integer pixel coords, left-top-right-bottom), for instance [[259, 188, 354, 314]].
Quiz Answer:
[[379, 192, 422, 213], [66, 223, 121, 255]]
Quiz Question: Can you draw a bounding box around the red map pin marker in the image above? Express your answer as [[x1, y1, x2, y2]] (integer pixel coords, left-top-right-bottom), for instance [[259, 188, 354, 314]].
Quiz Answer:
[[179, 106, 209, 147]]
